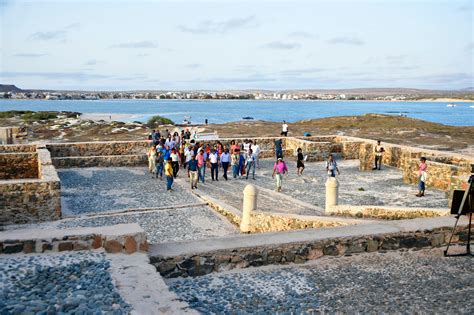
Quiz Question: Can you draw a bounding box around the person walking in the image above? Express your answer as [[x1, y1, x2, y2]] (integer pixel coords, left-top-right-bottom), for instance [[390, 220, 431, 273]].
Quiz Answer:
[[231, 149, 240, 178], [275, 136, 283, 159], [245, 148, 256, 180], [220, 148, 230, 180], [147, 146, 157, 175], [209, 149, 219, 181], [252, 140, 261, 168], [326, 154, 340, 177], [155, 151, 164, 180], [416, 157, 428, 197], [188, 155, 199, 189], [170, 148, 180, 178], [272, 158, 288, 192], [197, 149, 206, 183], [165, 157, 174, 191], [282, 121, 288, 137], [373, 140, 385, 170], [296, 148, 305, 176]]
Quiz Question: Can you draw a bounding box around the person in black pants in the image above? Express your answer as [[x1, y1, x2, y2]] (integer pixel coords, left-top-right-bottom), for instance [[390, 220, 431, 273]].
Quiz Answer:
[[220, 148, 230, 180], [209, 149, 219, 181]]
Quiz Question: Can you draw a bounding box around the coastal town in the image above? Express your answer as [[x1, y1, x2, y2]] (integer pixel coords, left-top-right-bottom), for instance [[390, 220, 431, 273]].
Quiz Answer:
[[1, 85, 473, 101]]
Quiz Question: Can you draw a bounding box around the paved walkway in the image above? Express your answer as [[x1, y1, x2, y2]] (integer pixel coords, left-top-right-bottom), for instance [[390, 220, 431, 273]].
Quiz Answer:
[[175, 159, 448, 216]]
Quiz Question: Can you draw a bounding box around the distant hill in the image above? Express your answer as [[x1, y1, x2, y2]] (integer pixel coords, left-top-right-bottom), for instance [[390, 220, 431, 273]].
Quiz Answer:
[[0, 84, 23, 93]]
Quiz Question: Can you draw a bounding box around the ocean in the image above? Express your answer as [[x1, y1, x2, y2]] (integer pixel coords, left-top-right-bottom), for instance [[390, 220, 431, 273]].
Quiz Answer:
[[0, 99, 473, 126]]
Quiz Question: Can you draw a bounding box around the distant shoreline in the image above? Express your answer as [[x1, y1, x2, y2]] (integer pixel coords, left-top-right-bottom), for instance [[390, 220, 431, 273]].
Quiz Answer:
[[1, 98, 473, 103]]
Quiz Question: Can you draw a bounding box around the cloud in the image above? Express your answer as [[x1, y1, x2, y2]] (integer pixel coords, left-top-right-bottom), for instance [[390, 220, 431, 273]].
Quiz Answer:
[[185, 63, 201, 69], [177, 16, 256, 34], [385, 54, 408, 64], [280, 67, 326, 76], [288, 31, 318, 39], [64, 23, 80, 30], [261, 41, 300, 50], [13, 53, 48, 58], [327, 36, 365, 46], [30, 30, 67, 41], [84, 59, 97, 66], [29, 23, 80, 41], [1, 71, 111, 81], [110, 41, 158, 48]]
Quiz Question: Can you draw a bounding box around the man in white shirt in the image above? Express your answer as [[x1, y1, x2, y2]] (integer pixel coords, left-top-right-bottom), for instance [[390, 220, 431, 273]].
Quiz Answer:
[[209, 149, 219, 181], [282, 121, 288, 137], [184, 145, 194, 170], [165, 135, 175, 150], [250, 140, 260, 168]]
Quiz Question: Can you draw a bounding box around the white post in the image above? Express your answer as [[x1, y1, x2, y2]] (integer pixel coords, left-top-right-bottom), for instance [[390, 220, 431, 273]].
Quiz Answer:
[[325, 177, 339, 214], [241, 184, 258, 233]]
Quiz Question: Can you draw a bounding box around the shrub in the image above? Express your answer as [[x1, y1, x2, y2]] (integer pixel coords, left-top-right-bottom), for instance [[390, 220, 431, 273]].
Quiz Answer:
[[147, 115, 174, 127]]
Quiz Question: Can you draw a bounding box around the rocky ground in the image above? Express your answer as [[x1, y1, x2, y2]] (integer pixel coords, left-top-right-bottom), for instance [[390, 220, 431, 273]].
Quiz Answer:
[[0, 252, 132, 314], [167, 247, 474, 314], [2, 111, 474, 153]]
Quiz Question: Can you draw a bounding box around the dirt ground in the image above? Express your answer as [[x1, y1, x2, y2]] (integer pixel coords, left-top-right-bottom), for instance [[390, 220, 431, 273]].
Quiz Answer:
[[2, 112, 473, 154]]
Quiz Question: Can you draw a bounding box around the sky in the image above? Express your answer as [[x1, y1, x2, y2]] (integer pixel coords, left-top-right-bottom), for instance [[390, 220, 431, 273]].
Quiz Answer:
[[0, 0, 473, 91]]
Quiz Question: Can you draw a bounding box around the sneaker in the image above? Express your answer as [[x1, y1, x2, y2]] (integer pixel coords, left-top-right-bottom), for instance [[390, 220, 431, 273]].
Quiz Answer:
[[415, 193, 422, 197]]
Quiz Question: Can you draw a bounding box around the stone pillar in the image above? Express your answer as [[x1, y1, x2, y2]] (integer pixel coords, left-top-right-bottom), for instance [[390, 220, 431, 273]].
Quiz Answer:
[[325, 177, 339, 213], [241, 184, 258, 233]]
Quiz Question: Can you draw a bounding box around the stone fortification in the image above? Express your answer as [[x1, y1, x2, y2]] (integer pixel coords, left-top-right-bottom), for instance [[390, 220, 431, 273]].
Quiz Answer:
[[0, 145, 61, 225]]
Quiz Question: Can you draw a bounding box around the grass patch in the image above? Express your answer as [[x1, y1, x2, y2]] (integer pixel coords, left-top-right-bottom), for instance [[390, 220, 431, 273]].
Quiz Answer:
[[147, 115, 174, 127], [0, 110, 80, 121]]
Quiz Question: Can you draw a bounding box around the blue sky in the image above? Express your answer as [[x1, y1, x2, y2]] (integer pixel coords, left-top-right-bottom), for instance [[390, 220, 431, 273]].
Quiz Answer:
[[0, 0, 472, 91]]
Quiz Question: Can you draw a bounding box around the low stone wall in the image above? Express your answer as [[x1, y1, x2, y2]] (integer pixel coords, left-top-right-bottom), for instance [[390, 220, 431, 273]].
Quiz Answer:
[[402, 159, 463, 191], [0, 144, 36, 153], [327, 205, 450, 220], [0, 152, 38, 179], [47, 141, 149, 157], [150, 225, 470, 278], [0, 146, 61, 225], [52, 154, 147, 168], [0, 223, 148, 254]]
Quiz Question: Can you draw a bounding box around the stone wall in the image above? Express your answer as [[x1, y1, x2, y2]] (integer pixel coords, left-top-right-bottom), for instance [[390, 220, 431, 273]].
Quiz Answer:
[[0, 223, 148, 254], [151, 225, 470, 278], [52, 155, 147, 168], [327, 205, 450, 220], [0, 146, 61, 225], [0, 144, 36, 153], [0, 152, 38, 179], [46, 141, 150, 157]]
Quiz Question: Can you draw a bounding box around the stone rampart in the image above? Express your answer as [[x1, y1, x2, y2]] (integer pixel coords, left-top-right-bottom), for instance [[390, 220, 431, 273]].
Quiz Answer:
[[0, 152, 38, 179], [0, 146, 61, 225], [150, 219, 471, 278]]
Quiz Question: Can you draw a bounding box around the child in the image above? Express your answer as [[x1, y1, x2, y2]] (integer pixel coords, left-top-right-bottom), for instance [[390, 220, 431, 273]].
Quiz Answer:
[[272, 158, 288, 192], [165, 158, 174, 191], [296, 147, 305, 176], [326, 154, 340, 177], [416, 157, 428, 197]]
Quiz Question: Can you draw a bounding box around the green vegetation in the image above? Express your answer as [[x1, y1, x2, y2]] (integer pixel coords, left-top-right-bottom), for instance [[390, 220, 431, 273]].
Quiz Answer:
[[147, 115, 174, 127], [0, 110, 81, 121]]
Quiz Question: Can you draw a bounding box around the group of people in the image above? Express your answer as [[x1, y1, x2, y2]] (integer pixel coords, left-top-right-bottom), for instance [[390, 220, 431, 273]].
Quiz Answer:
[[147, 130, 268, 191], [373, 140, 428, 197]]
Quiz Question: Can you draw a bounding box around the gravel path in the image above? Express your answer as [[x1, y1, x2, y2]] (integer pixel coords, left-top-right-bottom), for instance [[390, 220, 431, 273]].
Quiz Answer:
[[58, 167, 201, 215], [57, 206, 238, 244], [166, 248, 473, 314], [0, 252, 132, 314]]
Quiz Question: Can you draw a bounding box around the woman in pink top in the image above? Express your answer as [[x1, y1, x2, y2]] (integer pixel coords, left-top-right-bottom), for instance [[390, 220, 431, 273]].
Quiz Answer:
[[416, 157, 427, 197], [272, 158, 288, 192]]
